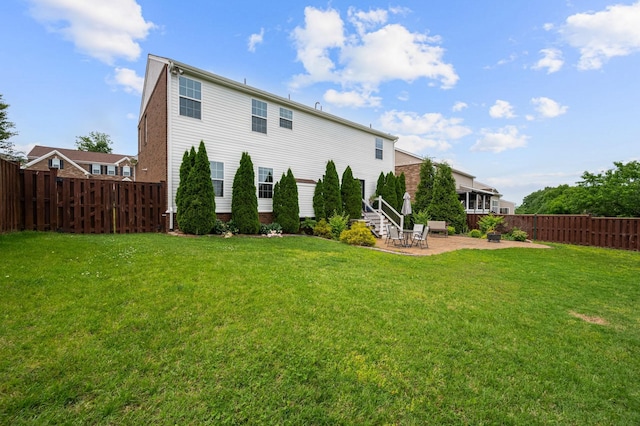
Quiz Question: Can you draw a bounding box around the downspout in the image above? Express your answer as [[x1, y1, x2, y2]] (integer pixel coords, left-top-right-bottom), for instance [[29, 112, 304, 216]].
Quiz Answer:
[[167, 62, 174, 230]]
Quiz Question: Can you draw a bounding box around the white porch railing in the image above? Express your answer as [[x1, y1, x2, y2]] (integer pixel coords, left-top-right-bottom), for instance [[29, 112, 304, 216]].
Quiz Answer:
[[362, 196, 404, 236]]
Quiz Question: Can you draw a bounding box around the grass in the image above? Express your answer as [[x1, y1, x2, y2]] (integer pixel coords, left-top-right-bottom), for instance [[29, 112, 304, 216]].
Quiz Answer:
[[0, 232, 639, 424]]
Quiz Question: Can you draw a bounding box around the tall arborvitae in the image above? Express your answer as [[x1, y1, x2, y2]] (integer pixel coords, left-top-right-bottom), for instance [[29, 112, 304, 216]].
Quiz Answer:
[[341, 166, 362, 221], [382, 171, 398, 210], [427, 162, 466, 233], [414, 157, 435, 213], [375, 172, 385, 197], [323, 160, 342, 217], [396, 172, 406, 211], [175, 149, 192, 224], [232, 152, 260, 234], [272, 177, 282, 225], [274, 168, 299, 233], [313, 178, 325, 220], [178, 141, 216, 235]]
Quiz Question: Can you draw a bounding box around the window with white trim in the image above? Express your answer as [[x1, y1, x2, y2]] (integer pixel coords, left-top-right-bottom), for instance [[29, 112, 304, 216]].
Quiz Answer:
[[91, 164, 101, 174], [49, 158, 63, 169], [252, 99, 267, 133], [279, 107, 293, 130], [258, 167, 273, 198], [210, 161, 224, 197], [179, 76, 202, 119], [107, 165, 116, 176], [122, 166, 131, 177], [375, 138, 383, 160]]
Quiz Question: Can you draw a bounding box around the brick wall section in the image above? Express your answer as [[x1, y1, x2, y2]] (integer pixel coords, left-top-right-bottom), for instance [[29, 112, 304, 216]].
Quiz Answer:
[[396, 163, 421, 200], [137, 65, 168, 184]]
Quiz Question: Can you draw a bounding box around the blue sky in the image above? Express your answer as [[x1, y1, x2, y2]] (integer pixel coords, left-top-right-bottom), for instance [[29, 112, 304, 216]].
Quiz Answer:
[[2, 0, 639, 204]]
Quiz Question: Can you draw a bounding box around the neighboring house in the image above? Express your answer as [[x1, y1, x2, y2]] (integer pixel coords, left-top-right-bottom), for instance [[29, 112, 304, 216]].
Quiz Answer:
[[24, 146, 136, 181], [395, 148, 515, 214], [136, 54, 398, 229]]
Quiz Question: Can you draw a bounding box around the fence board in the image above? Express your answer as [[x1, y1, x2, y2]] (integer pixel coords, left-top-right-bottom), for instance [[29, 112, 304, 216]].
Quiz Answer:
[[0, 158, 21, 233], [467, 214, 640, 251]]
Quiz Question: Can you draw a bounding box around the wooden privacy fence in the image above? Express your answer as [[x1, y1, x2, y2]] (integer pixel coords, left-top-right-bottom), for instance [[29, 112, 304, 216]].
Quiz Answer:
[[467, 214, 640, 251], [17, 168, 166, 234], [1, 158, 21, 233]]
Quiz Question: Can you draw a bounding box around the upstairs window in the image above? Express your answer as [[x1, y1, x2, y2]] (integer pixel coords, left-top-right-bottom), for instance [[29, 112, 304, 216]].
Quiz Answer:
[[279, 107, 293, 130], [252, 99, 267, 134], [49, 158, 64, 169], [107, 165, 116, 176], [91, 164, 101, 174], [375, 137, 383, 160], [179, 76, 202, 119], [210, 161, 224, 197], [122, 166, 131, 177], [258, 167, 273, 198]]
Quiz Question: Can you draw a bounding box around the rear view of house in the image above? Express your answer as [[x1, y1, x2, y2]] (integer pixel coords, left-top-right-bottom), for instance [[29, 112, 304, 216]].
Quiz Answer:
[[136, 54, 397, 229]]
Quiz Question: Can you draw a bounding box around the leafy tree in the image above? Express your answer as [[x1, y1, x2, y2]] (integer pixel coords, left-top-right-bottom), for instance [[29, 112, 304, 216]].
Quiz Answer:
[[414, 158, 435, 213], [323, 160, 342, 217], [516, 185, 579, 214], [232, 152, 260, 234], [273, 168, 300, 233], [75, 131, 113, 153], [0, 94, 21, 162], [577, 161, 640, 217], [381, 172, 397, 210], [175, 147, 197, 224], [427, 162, 466, 232], [313, 178, 325, 220], [341, 166, 361, 221], [178, 141, 216, 235]]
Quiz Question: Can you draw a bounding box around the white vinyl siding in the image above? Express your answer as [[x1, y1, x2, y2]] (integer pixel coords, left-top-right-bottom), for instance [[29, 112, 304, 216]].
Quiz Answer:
[[165, 63, 395, 216]]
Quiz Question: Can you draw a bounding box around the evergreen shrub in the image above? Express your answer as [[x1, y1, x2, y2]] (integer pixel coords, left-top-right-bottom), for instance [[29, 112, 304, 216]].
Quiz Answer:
[[339, 222, 376, 246], [313, 219, 333, 239]]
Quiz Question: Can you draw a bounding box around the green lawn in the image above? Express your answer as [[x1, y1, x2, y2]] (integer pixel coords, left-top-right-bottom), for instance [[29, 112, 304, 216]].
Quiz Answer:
[[1, 232, 638, 424]]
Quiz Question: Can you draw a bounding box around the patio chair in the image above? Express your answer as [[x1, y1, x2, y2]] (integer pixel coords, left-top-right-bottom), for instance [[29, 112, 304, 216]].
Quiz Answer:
[[385, 224, 392, 245], [412, 224, 424, 240], [412, 226, 429, 249], [388, 225, 403, 246]]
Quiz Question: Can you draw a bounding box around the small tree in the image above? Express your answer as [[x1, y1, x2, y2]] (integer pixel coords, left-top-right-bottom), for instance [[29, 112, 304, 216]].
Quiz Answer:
[[341, 166, 361, 221], [75, 131, 113, 153], [273, 169, 300, 233], [313, 178, 325, 220], [414, 158, 435, 213], [232, 152, 260, 234], [381, 172, 398, 210], [427, 162, 466, 233], [375, 172, 385, 197], [175, 147, 197, 224], [178, 141, 216, 234], [323, 160, 342, 217], [396, 172, 406, 212], [0, 94, 21, 162]]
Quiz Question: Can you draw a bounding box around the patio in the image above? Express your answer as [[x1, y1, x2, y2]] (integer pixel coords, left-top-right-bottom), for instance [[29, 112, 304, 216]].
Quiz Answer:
[[373, 234, 551, 256]]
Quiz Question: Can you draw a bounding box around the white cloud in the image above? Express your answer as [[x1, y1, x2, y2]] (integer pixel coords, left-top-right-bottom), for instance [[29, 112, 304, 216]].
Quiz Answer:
[[323, 89, 381, 108], [291, 6, 458, 107], [452, 101, 468, 112], [560, 1, 640, 70], [531, 97, 568, 118], [248, 28, 265, 52], [381, 110, 471, 153], [28, 0, 155, 65], [532, 48, 564, 73], [472, 126, 529, 153], [112, 67, 144, 94], [489, 100, 516, 119]]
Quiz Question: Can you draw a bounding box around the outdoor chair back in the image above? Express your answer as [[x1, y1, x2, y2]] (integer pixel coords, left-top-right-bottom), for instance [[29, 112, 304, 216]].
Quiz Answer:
[[413, 225, 429, 249]]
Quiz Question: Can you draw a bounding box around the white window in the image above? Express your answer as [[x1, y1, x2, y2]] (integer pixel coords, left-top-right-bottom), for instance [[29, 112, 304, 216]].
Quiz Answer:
[[252, 99, 267, 134], [107, 165, 116, 176], [91, 164, 101, 174], [258, 167, 273, 198], [49, 158, 62, 169], [279, 107, 293, 130], [210, 161, 224, 197], [122, 166, 131, 177], [375, 138, 383, 160], [179, 76, 202, 119]]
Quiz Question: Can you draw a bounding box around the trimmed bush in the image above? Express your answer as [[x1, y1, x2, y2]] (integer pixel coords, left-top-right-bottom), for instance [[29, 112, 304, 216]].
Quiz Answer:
[[469, 229, 482, 238], [341, 166, 361, 222], [509, 228, 528, 241], [323, 160, 342, 219], [232, 152, 260, 234], [340, 222, 376, 246], [313, 179, 325, 221], [273, 169, 299, 234], [178, 141, 216, 235], [328, 212, 349, 240], [313, 219, 333, 239]]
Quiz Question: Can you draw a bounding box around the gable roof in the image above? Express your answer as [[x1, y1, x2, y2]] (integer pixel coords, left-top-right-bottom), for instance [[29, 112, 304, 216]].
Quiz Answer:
[[27, 145, 135, 165], [142, 54, 398, 142], [23, 149, 90, 175]]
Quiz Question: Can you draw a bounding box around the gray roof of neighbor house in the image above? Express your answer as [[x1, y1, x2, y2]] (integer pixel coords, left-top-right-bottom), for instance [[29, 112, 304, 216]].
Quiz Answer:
[[27, 146, 135, 165]]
